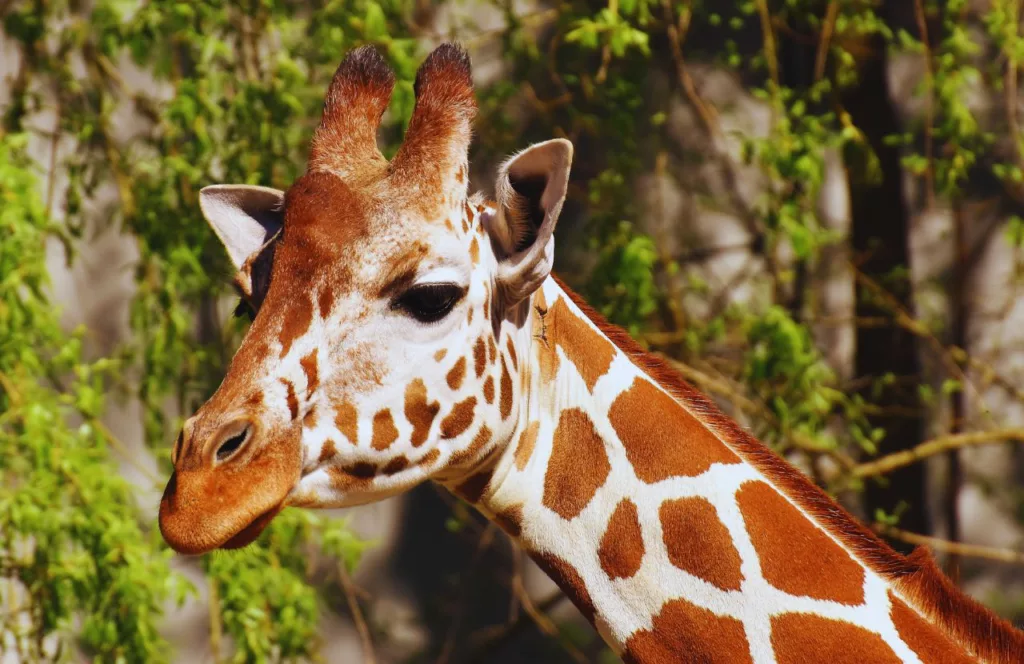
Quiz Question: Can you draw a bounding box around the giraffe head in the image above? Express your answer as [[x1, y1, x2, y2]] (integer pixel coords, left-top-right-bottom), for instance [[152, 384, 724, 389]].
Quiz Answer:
[[158, 43, 573, 555]]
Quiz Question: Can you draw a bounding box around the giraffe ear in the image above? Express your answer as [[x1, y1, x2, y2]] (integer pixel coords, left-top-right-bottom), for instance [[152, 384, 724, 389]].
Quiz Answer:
[[491, 138, 573, 304], [199, 185, 285, 270]]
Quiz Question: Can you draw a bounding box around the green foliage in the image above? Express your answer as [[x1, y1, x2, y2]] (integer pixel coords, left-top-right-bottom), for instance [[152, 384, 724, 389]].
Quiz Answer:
[[0, 134, 182, 663], [6, 0, 1024, 658]]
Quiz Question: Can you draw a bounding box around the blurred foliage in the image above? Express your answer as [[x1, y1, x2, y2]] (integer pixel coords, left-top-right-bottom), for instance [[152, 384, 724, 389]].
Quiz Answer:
[[4, 0, 1024, 661]]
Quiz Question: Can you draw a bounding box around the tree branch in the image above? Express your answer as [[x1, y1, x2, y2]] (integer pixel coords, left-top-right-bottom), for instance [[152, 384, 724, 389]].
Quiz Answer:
[[873, 523, 1024, 565], [853, 428, 1024, 478]]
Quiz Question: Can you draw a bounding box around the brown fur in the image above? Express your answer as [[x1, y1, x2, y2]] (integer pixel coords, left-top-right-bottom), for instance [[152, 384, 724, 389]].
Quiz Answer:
[[623, 597, 752, 664], [506, 337, 518, 371], [514, 421, 540, 471], [770, 613, 901, 664], [499, 356, 513, 420], [370, 409, 399, 451], [454, 467, 493, 503], [542, 408, 610, 520], [889, 591, 978, 663], [278, 295, 313, 358], [473, 337, 487, 378], [550, 297, 616, 391], [598, 498, 645, 579], [660, 497, 743, 591], [449, 425, 492, 467], [382, 456, 410, 476], [300, 350, 319, 398], [281, 378, 299, 420], [530, 552, 596, 622], [738, 481, 865, 604], [404, 378, 440, 448], [609, 376, 741, 482], [446, 357, 466, 390], [552, 274, 1024, 663], [440, 396, 476, 439], [334, 400, 358, 445], [483, 375, 495, 403]]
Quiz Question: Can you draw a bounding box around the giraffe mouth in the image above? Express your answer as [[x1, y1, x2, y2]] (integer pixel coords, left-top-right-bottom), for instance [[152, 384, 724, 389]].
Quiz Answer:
[[221, 502, 284, 550]]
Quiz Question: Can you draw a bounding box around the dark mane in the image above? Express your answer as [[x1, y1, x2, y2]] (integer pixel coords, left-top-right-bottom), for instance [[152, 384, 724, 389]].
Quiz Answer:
[[552, 273, 1024, 664]]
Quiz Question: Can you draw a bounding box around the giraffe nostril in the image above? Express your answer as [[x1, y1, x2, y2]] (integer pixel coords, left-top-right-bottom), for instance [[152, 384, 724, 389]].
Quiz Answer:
[[215, 425, 250, 462]]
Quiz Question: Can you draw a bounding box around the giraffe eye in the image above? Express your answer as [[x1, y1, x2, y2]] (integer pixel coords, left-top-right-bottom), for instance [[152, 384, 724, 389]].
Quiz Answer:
[[394, 283, 464, 323]]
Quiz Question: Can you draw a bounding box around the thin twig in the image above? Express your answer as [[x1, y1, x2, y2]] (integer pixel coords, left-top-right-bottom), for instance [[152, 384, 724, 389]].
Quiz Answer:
[[337, 562, 376, 664], [661, 0, 720, 138], [814, 1, 840, 82], [873, 524, 1024, 565], [912, 0, 936, 209], [754, 0, 780, 88], [852, 428, 1024, 478]]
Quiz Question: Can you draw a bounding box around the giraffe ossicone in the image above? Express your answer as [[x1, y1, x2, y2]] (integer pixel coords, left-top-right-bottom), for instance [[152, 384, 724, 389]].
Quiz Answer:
[[159, 43, 1024, 663]]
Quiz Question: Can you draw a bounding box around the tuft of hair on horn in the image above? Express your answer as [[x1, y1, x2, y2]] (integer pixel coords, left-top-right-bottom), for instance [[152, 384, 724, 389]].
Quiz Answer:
[[410, 42, 476, 116]]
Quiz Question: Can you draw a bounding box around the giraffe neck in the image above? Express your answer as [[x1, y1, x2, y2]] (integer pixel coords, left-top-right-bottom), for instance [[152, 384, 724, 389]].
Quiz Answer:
[[469, 276, 1021, 664]]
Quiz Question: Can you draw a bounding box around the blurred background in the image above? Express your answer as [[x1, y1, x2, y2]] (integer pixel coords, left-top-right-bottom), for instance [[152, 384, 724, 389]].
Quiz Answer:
[[2, 0, 1024, 662]]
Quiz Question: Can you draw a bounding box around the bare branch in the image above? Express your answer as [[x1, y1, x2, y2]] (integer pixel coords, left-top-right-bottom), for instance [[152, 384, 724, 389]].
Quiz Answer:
[[853, 429, 1024, 478], [874, 524, 1024, 565]]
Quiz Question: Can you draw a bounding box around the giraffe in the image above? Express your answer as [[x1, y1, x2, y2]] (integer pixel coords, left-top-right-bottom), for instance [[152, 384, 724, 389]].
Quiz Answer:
[[158, 43, 1024, 663]]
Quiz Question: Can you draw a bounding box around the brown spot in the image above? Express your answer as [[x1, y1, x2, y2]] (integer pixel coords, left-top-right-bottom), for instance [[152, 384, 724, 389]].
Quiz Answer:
[[382, 456, 410, 475], [440, 397, 476, 439], [530, 552, 595, 622], [449, 425, 491, 467], [300, 350, 319, 397], [281, 378, 299, 420], [455, 467, 492, 503], [444, 217, 454, 231], [464, 200, 473, 221], [473, 337, 487, 377], [303, 405, 318, 428], [317, 285, 334, 319], [462, 217, 470, 234], [533, 289, 560, 384], [328, 461, 377, 491], [404, 379, 440, 447], [371, 409, 399, 451], [499, 356, 513, 420], [598, 499, 644, 579], [434, 348, 447, 362], [549, 297, 615, 391], [245, 390, 264, 406], [483, 286, 490, 320], [318, 439, 337, 464], [469, 236, 479, 264], [543, 409, 610, 520], [487, 336, 497, 362], [889, 593, 976, 663], [483, 376, 495, 403], [660, 497, 743, 591], [335, 400, 359, 445], [446, 357, 466, 390], [456, 165, 465, 183], [514, 421, 540, 471], [737, 481, 864, 605], [420, 448, 441, 466], [279, 295, 314, 357], [610, 377, 740, 483], [495, 504, 523, 538], [623, 598, 751, 664], [770, 613, 900, 664], [467, 307, 474, 324], [506, 338, 518, 371]]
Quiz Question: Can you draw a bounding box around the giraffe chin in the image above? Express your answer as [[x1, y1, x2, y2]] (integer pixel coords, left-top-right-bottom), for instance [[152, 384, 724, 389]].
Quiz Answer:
[[220, 503, 283, 550]]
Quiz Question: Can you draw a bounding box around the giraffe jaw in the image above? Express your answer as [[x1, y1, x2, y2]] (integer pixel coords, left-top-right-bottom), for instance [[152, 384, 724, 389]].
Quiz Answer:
[[220, 502, 285, 550]]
